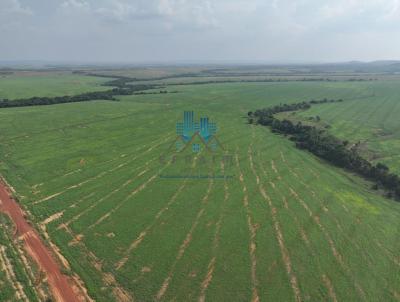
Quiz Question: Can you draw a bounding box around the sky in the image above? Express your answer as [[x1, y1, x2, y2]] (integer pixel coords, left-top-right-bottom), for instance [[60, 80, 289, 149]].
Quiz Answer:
[[1, 0, 400, 63]]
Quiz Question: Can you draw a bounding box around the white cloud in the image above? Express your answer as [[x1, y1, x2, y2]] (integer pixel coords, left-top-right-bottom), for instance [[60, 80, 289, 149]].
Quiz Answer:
[[0, 0, 33, 16], [94, 1, 156, 21], [58, 0, 217, 29], [382, 0, 400, 21], [0, 0, 33, 31], [154, 0, 217, 28], [61, 0, 90, 12], [3, 0, 400, 62]]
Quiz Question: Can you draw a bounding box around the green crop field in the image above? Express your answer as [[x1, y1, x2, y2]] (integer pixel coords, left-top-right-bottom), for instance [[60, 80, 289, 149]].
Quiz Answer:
[[295, 80, 400, 173], [0, 74, 400, 301], [0, 72, 112, 100]]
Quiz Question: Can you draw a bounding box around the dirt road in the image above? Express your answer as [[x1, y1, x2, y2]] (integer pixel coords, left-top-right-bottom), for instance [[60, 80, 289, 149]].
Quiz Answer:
[[0, 180, 81, 302]]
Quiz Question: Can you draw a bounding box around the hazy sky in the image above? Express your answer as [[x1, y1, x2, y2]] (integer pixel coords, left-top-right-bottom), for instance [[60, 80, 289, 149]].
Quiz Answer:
[[1, 0, 400, 63]]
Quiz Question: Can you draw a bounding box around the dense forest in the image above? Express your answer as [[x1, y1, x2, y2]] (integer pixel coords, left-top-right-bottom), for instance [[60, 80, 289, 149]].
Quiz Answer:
[[249, 99, 400, 200]]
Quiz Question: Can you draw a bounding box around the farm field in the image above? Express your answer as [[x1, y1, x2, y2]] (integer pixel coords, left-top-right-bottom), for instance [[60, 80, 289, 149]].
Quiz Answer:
[[0, 76, 400, 301], [0, 72, 112, 100], [295, 80, 400, 173], [85, 66, 207, 80]]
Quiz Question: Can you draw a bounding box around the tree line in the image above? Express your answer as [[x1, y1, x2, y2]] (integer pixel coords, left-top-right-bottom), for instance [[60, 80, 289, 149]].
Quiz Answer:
[[167, 78, 375, 87], [248, 99, 400, 200]]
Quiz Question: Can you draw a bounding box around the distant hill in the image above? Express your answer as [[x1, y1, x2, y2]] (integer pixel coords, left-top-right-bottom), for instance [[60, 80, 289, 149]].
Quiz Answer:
[[289, 61, 400, 74]]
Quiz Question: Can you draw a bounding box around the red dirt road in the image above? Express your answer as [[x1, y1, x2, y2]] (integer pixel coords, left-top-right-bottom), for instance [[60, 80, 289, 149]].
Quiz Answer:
[[0, 180, 80, 302]]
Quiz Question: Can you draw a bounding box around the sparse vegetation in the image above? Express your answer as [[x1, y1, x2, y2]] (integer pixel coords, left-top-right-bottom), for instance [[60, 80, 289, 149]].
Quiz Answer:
[[0, 214, 40, 302]]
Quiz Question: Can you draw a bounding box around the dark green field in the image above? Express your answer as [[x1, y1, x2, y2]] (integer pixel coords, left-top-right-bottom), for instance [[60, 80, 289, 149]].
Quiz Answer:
[[0, 68, 399, 301]]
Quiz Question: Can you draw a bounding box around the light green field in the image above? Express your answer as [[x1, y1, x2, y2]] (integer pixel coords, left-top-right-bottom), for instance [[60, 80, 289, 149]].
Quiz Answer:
[[0, 80, 399, 301], [296, 80, 400, 173], [0, 73, 112, 100]]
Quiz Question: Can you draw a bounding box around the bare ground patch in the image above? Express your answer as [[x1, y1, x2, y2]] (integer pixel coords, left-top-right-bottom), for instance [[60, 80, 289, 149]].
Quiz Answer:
[[322, 274, 338, 302], [59, 223, 133, 301]]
